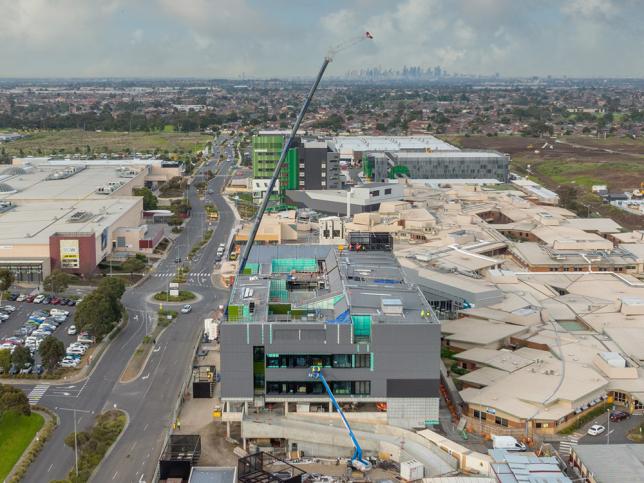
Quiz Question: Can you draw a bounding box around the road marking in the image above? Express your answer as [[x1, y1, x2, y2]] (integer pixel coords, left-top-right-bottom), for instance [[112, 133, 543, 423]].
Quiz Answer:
[[131, 441, 138, 451], [28, 384, 49, 405], [142, 373, 150, 380], [112, 471, 119, 480], [153, 346, 161, 353], [143, 423, 149, 432], [47, 463, 54, 472]]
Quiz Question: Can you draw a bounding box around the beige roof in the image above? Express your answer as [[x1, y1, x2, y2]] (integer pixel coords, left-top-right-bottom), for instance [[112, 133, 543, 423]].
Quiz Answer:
[[563, 217, 623, 234], [454, 347, 535, 372], [442, 318, 528, 345], [613, 231, 644, 244], [458, 367, 508, 387], [604, 327, 644, 362]]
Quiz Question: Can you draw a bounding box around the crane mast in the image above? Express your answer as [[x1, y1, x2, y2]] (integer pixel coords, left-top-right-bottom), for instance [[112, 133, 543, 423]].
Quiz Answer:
[[237, 32, 373, 275]]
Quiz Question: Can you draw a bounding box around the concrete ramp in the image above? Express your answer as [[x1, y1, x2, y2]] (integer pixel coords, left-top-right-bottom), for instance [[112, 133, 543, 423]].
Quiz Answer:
[[242, 415, 455, 476]]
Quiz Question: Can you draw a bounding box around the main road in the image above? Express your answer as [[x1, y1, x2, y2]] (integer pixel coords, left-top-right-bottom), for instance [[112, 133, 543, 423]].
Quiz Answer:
[[21, 136, 238, 482]]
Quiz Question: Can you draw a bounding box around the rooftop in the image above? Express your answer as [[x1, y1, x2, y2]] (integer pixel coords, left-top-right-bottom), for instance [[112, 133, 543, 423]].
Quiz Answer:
[[572, 444, 644, 483], [331, 135, 458, 154], [226, 245, 437, 325]]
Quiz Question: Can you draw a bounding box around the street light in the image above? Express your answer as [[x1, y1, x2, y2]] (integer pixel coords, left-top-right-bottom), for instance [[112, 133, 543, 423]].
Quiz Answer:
[[57, 407, 92, 477]]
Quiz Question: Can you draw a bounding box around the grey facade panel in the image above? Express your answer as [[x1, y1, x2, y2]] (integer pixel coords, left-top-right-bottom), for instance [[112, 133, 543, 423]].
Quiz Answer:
[[386, 379, 440, 397]]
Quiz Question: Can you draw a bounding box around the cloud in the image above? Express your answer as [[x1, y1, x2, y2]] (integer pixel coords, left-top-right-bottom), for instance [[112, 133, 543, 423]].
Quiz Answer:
[[0, 0, 642, 77]]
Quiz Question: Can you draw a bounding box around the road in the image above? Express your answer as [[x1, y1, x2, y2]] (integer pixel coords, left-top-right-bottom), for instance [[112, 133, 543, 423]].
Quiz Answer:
[[20, 136, 238, 482]]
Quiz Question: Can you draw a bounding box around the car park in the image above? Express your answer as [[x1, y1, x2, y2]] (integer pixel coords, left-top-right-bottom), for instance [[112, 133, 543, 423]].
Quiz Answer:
[[587, 424, 606, 436]]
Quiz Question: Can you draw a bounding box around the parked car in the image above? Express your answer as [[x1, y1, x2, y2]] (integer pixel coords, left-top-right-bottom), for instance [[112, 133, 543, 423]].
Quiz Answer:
[[34, 364, 44, 376], [0, 313, 9, 321], [67, 325, 77, 335], [51, 297, 61, 305], [50, 308, 69, 317], [16, 294, 27, 302], [587, 424, 606, 436], [1, 305, 16, 312], [8, 364, 19, 375], [610, 411, 631, 422], [67, 299, 76, 306], [19, 363, 32, 374], [9, 293, 19, 301], [33, 294, 45, 304], [42, 297, 51, 305]]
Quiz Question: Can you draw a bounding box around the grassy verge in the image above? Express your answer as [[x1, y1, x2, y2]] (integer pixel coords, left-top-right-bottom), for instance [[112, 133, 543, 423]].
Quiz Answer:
[[55, 410, 126, 483], [153, 290, 195, 302], [0, 411, 44, 481], [188, 229, 214, 260]]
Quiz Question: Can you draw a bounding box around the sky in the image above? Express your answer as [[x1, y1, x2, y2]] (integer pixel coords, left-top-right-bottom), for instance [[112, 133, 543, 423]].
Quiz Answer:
[[0, 0, 643, 79]]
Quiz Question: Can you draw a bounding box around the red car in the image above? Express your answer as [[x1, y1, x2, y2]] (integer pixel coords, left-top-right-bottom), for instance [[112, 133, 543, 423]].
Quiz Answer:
[[25, 295, 36, 303], [51, 297, 61, 305], [610, 411, 631, 422]]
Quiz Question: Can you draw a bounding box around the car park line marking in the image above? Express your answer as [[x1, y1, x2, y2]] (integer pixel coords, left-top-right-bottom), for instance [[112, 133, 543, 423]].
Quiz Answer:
[[48, 464, 54, 472], [112, 471, 119, 480]]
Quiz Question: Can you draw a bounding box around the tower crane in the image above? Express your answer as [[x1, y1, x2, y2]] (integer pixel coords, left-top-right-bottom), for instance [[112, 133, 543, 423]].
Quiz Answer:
[[309, 366, 372, 473], [237, 32, 373, 275]]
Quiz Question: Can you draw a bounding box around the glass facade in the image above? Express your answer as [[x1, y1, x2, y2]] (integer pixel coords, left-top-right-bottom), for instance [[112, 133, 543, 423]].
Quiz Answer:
[[266, 380, 371, 396], [0, 262, 44, 283], [266, 353, 372, 369]]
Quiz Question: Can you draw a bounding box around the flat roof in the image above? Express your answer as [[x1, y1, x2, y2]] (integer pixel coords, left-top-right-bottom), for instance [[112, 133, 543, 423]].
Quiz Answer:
[[331, 135, 458, 153], [228, 245, 436, 325], [0, 164, 144, 201], [572, 444, 644, 483], [441, 318, 528, 345], [0, 197, 141, 244]]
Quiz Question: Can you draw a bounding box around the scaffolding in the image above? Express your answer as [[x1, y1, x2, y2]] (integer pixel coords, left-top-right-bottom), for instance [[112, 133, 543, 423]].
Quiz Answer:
[[351, 315, 372, 339], [269, 279, 288, 302]]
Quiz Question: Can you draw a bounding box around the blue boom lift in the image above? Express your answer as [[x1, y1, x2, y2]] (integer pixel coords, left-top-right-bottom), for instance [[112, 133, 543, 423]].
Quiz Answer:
[[308, 366, 372, 472]]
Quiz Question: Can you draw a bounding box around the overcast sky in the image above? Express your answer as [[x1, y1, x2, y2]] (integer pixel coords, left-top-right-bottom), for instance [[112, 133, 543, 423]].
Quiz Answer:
[[1, 0, 642, 78]]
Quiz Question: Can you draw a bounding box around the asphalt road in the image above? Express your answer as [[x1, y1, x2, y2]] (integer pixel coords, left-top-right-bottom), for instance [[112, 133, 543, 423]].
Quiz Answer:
[[19, 136, 238, 482]]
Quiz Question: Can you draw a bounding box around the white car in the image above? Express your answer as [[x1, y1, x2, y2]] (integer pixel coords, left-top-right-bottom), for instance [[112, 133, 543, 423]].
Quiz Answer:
[[0, 313, 9, 321], [181, 304, 192, 314], [33, 294, 45, 304], [587, 424, 606, 436], [1, 305, 16, 312], [16, 294, 27, 302], [67, 325, 77, 335]]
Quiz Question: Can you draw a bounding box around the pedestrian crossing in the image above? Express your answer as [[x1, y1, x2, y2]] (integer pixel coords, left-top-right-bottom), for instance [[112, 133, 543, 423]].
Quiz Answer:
[[152, 272, 211, 278], [558, 432, 583, 456], [27, 384, 49, 405]]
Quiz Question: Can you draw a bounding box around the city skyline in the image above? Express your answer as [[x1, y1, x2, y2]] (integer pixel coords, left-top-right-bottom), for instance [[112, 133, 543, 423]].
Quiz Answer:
[[1, 0, 643, 79]]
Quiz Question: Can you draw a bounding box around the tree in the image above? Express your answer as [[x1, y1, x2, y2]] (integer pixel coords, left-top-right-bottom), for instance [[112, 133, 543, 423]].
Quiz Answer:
[[11, 345, 33, 369], [39, 336, 66, 371], [74, 289, 122, 339], [98, 277, 126, 300], [0, 268, 14, 307], [0, 349, 11, 373], [0, 384, 30, 415], [121, 257, 146, 278], [132, 187, 158, 210], [43, 269, 73, 295]]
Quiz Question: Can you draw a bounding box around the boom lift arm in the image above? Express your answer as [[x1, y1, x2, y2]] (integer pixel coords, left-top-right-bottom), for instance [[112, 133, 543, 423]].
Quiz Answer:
[[308, 366, 372, 472]]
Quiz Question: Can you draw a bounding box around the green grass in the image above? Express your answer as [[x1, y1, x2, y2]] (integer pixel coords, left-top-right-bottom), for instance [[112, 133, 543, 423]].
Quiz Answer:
[[0, 411, 45, 480], [2, 129, 206, 156], [533, 159, 644, 187]]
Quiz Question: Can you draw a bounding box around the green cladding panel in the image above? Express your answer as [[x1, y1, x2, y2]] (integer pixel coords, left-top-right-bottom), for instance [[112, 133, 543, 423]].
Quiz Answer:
[[271, 258, 318, 273], [363, 154, 373, 178], [252, 134, 285, 179], [351, 315, 372, 338], [286, 148, 299, 190]]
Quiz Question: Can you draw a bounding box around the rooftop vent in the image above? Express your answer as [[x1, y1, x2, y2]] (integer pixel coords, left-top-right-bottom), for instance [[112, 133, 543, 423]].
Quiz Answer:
[[0, 182, 17, 194], [68, 211, 93, 223], [381, 298, 403, 316], [1, 167, 27, 176]]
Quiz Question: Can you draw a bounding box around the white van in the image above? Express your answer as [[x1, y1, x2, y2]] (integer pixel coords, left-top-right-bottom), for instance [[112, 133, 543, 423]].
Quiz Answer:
[[492, 435, 527, 452]]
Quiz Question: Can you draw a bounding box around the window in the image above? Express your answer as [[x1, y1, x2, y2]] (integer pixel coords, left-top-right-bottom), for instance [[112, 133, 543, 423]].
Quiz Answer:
[[473, 409, 483, 419], [495, 416, 509, 427], [332, 381, 351, 395], [353, 381, 371, 395], [613, 391, 627, 403], [354, 354, 370, 368], [370, 190, 380, 197], [384, 188, 392, 195], [321, 181, 326, 186], [332, 354, 352, 368], [117, 236, 126, 248]]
